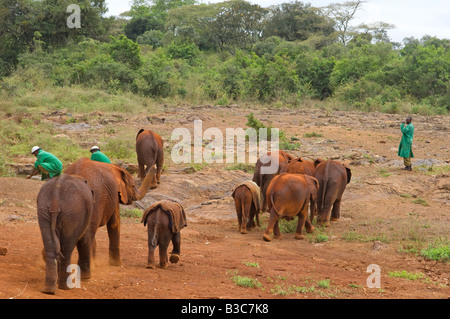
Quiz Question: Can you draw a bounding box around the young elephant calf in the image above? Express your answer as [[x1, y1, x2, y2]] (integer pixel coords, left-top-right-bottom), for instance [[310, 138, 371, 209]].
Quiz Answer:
[[231, 181, 262, 234], [141, 200, 187, 269], [37, 174, 94, 295]]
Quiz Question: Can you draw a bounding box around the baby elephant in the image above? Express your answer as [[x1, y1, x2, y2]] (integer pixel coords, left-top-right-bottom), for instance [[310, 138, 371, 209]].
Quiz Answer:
[[141, 200, 187, 269], [37, 174, 94, 295], [231, 181, 262, 234]]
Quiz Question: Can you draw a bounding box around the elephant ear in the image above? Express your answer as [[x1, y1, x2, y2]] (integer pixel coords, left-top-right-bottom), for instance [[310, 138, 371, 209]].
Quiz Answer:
[[283, 152, 294, 161], [314, 158, 325, 167], [344, 165, 352, 184], [117, 168, 132, 204], [289, 157, 304, 163]]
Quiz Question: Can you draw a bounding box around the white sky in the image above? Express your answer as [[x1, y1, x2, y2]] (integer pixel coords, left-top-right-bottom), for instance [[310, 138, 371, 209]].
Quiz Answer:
[[104, 0, 450, 43]]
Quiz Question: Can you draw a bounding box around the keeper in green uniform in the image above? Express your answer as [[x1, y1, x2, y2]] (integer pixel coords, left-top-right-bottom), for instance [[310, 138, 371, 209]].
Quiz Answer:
[[90, 146, 112, 164], [398, 116, 414, 171], [27, 146, 63, 180]]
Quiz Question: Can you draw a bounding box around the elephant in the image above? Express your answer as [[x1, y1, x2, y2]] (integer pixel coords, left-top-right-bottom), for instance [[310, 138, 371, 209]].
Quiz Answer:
[[252, 150, 294, 212], [64, 157, 156, 266], [314, 159, 352, 226], [141, 200, 187, 269], [136, 129, 164, 186], [231, 181, 262, 234], [279, 157, 317, 220], [263, 173, 319, 242], [37, 174, 94, 295], [280, 157, 315, 176]]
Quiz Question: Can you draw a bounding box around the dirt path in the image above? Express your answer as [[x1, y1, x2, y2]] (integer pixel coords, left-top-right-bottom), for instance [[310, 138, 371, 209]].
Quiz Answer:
[[0, 106, 449, 299]]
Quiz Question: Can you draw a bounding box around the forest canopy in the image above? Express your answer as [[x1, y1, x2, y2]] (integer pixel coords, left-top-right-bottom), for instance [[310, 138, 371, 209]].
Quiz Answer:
[[0, 0, 449, 114]]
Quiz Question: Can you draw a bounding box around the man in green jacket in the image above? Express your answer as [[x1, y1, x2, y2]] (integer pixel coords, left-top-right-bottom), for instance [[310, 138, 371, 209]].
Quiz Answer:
[[27, 146, 63, 180], [90, 146, 112, 164], [398, 116, 414, 171]]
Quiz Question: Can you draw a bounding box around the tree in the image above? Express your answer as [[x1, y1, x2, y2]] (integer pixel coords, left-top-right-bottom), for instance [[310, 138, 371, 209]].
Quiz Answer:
[[263, 1, 334, 43], [357, 21, 395, 44], [167, 0, 266, 53], [124, 0, 197, 41], [322, 0, 365, 46]]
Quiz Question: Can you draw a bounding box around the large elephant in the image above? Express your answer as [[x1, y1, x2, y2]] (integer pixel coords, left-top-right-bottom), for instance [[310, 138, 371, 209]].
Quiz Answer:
[[231, 181, 262, 234], [314, 159, 351, 226], [252, 150, 294, 212], [263, 173, 319, 242], [141, 200, 187, 269], [136, 129, 164, 186], [64, 157, 156, 266], [37, 174, 94, 295]]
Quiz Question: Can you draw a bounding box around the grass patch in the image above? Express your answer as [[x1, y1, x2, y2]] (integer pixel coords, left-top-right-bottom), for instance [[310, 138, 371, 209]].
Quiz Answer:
[[420, 237, 450, 262], [342, 231, 390, 243], [225, 163, 255, 173], [231, 274, 262, 289], [119, 207, 143, 219], [388, 270, 426, 281], [317, 279, 331, 288], [304, 132, 323, 138], [378, 168, 391, 178], [412, 198, 430, 207], [243, 261, 260, 268]]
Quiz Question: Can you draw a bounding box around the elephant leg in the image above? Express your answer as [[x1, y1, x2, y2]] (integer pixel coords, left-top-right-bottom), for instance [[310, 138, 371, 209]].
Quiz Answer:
[[273, 220, 282, 239], [42, 238, 58, 295], [147, 244, 156, 269], [158, 239, 170, 269], [235, 200, 243, 232], [138, 162, 146, 180], [331, 199, 341, 221], [318, 200, 332, 227], [156, 155, 163, 184], [146, 225, 157, 269], [305, 217, 315, 234], [58, 243, 75, 290], [295, 208, 308, 240], [263, 209, 278, 242], [170, 232, 181, 264], [106, 213, 122, 266], [77, 234, 92, 280], [240, 199, 252, 234], [309, 199, 317, 223]]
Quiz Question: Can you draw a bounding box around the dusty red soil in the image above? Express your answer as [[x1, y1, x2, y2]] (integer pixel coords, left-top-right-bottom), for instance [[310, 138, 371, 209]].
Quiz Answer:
[[0, 106, 449, 299]]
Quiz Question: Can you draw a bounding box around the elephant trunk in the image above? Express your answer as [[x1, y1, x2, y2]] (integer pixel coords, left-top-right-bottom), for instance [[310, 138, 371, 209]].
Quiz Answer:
[[133, 166, 157, 201]]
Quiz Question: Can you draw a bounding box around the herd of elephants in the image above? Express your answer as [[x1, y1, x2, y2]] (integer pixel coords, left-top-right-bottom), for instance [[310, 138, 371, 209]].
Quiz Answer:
[[35, 128, 351, 295]]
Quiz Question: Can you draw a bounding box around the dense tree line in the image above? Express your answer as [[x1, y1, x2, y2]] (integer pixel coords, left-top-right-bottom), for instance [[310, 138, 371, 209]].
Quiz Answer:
[[0, 0, 449, 114]]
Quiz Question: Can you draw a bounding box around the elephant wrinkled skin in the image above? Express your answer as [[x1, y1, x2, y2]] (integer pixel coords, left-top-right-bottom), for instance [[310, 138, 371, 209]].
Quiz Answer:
[[141, 200, 187, 269], [252, 150, 293, 212], [64, 158, 156, 266], [314, 159, 351, 226], [136, 129, 164, 187], [263, 173, 319, 242], [231, 181, 262, 234], [37, 174, 94, 295]]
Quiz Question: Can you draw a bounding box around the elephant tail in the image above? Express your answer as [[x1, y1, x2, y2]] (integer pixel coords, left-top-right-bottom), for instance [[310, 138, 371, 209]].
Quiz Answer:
[[319, 161, 330, 215], [49, 199, 64, 263], [151, 222, 159, 248], [270, 191, 281, 217]]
